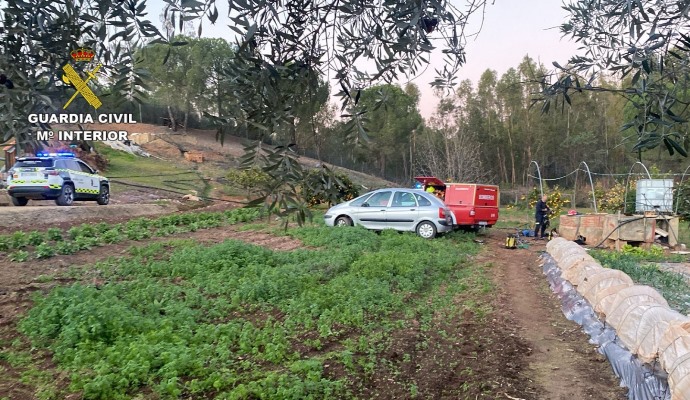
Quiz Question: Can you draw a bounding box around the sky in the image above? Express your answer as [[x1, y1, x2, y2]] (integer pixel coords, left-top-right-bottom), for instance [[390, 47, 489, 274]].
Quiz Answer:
[[411, 0, 583, 118], [146, 0, 582, 119]]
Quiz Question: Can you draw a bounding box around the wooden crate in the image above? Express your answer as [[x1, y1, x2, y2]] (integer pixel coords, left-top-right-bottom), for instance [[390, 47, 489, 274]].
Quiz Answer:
[[130, 132, 155, 145], [558, 214, 607, 244], [560, 213, 681, 249], [184, 151, 204, 163], [654, 216, 680, 247], [603, 215, 654, 242]]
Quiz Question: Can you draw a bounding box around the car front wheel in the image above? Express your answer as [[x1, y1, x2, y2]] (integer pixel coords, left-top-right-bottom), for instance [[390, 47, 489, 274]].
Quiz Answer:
[[97, 185, 109, 205], [55, 184, 74, 206], [416, 221, 437, 239], [335, 216, 353, 227]]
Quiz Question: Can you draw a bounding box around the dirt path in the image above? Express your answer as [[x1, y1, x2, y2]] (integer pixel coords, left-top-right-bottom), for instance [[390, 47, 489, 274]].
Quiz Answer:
[[481, 230, 628, 400], [0, 203, 174, 231], [0, 198, 244, 234]]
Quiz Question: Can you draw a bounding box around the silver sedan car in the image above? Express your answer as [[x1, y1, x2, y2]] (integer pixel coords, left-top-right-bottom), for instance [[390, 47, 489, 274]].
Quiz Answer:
[[323, 188, 455, 239]]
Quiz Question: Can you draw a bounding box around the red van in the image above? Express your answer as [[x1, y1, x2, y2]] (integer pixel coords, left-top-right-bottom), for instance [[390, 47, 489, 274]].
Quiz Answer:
[[415, 176, 500, 230]]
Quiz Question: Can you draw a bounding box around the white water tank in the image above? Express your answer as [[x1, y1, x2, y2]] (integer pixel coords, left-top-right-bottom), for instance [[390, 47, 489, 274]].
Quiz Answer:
[[635, 179, 673, 213]]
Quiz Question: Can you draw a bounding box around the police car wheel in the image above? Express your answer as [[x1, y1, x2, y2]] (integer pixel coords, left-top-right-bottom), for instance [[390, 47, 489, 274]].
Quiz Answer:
[[97, 185, 109, 205], [11, 196, 28, 206], [56, 184, 74, 206]]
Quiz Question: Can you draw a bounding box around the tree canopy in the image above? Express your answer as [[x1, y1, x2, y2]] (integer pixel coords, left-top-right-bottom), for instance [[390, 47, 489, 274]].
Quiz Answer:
[[0, 0, 492, 146], [4, 0, 690, 159], [135, 36, 241, 131], [7, 0, 690, 219], [545, 0, 690, 158]]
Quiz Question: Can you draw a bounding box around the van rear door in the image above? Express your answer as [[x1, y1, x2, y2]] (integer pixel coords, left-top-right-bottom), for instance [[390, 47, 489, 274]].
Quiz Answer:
[[444, 184, 474, 225], [474, 185, 499, 225]]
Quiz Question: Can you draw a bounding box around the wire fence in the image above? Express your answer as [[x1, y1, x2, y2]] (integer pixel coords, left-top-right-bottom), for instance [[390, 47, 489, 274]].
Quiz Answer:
[[526, 161, 690, 215]]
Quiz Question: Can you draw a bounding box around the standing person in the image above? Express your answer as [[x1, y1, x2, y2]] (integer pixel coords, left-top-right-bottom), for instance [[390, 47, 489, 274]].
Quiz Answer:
[[535, 194, 551, 239]]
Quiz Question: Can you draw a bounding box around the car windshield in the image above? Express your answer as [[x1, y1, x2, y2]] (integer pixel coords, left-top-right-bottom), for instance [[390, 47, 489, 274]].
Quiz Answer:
[[349, 193, 372, 207], [366, 191, 392, 206], [13, 159, 54, 168]]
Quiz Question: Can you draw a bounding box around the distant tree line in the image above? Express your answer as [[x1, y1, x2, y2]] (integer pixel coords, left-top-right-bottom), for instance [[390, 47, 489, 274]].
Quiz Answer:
[[94, 38, 689, 187]]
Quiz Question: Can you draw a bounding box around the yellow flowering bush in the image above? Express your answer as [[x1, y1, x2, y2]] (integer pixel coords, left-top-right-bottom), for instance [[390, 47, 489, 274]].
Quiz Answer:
[[524, 185, 570, 218], [594, 179, 637, 212]]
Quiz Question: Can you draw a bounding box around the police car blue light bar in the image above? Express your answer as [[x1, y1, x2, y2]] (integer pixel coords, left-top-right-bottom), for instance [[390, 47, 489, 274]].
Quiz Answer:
[[36, 152, 75, 157]]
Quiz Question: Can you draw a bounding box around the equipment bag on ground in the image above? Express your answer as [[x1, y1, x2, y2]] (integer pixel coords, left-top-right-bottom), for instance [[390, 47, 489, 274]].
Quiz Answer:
[[505, 235, 517, 249]]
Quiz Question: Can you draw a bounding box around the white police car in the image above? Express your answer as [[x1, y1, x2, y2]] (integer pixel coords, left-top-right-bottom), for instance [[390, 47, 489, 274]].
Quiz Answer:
[[6, 152, 110, 206]]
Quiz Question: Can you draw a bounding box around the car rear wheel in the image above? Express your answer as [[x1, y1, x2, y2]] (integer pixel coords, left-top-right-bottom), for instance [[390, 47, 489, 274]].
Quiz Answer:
[[55, 184, 74, 206], [97, 185, 109, 205], [11, 196, 28, 206], [416, 221, 437, 239], [335, 216, 353, 227]]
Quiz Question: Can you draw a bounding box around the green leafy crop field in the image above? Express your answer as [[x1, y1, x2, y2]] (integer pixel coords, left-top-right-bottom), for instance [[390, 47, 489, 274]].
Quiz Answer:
[[6, 223, 493, 399]]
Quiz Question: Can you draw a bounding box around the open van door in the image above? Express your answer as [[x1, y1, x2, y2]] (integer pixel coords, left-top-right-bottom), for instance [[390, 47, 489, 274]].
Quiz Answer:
[[414, 176, 446, 189]]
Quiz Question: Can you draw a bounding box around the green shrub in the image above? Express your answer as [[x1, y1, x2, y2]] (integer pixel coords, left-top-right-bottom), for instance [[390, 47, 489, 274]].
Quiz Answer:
[[46, 228, 63, 242], [94, 223, 111, 235], [125, 227, 151, 241], [9, 250, 29, 262], [55, 241, 79, 255], [35, 243, 55, 259], [66, 224, 97, 240], [226, 167, 272, 196], [74, 236, 100, 251], [10, 232, 28, 249], [67, 226, 82, 240], [155, 226, 182, 237], [0, 235, 10, 251], [301, 169, 359, 206], [101, 229, 124, 244], [27, 231, 46, 246]]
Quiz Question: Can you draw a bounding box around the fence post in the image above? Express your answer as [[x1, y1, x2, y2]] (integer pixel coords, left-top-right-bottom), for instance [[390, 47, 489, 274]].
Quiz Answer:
[[530, 160, 544, 198]]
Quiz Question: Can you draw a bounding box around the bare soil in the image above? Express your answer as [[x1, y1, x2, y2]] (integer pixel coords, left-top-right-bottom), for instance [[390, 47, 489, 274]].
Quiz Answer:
[[482, 229, 628, 400], [349, 308, 539, 399], [0, 195, 245, 234]]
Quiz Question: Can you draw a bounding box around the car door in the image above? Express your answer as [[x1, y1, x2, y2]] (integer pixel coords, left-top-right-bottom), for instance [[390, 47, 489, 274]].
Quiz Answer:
[[64, 159, 88, 195], [387, 191, 419, 231], [77, 160, 99, 195], [353, 191, 391, 229]]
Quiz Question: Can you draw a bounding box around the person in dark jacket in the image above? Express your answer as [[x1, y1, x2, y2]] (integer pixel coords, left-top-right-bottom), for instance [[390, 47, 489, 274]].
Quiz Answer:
[[0, 74, 13, 89], [535, 194, 551, 239]]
